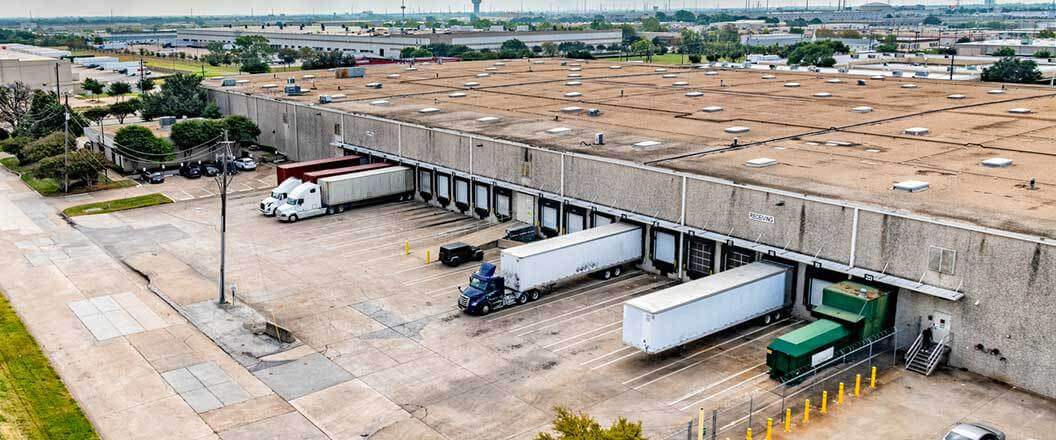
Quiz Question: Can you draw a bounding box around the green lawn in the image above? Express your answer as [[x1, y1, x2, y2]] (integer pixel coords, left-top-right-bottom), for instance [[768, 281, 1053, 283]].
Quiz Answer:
[[76, 50, 300, 77], [63, 193, 173, 217], [602, 53, 696, 65], [0, 293, 98, 440], [0, 158, 60, 197]]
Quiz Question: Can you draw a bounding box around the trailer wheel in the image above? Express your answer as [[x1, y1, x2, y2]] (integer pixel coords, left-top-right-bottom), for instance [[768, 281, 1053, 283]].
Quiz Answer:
[[763, 313, 773, 325], [326, 207, 334, 215], [480, 304, 491, 315], [612, 266, 623, 277], [517, 293, 528, 305], [288, 214, 298, 223], [529, 290, 540, 301], [773, 310, 782, 321], [338, 206, 346, 213], [602, 270, 612, 280]]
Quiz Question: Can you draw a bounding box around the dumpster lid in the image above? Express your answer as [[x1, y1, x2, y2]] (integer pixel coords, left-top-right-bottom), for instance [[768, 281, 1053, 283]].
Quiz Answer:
[[767, 319, 850, 358], [811, 304, 865, 324]]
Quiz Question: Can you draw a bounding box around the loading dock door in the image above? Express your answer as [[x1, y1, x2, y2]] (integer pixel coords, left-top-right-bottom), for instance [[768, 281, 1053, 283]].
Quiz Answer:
[[418, 169, 433, 201], [541, 205, 559, 232], [686, 237, 715, 279], [722, 245, 757, 271], [654, 230, 677, 264], [436, 173, 451, 206], [454, 178, 470, 211], [495, 189, 511, 220], [567, 212, 585, 233], [809, 278, 836, 307], [593, 212, 613, 227], [473, 183, 490, 218], [514, 192, 535, 224]]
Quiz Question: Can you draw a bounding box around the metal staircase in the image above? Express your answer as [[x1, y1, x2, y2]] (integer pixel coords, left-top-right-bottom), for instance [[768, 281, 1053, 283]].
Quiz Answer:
[[905, 329, 951, 376]]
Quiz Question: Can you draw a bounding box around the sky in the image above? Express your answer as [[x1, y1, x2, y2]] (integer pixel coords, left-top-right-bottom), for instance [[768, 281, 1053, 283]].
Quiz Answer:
[[3, 0, 1026, 18]]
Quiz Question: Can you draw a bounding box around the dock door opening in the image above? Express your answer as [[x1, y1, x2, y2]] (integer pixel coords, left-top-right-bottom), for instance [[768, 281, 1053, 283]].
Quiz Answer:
[[685, 236, 716, 279], [436, 172, 451, 207], [417, 168, 433, 202], [494, 187, 512, 221], [651, 228, 678, 275], [592, 211, 614, 227], [539, 198, 560, 237], [565, 205, 587, 233], [473, 182, 490, 218], [454, 177, 470, 213]]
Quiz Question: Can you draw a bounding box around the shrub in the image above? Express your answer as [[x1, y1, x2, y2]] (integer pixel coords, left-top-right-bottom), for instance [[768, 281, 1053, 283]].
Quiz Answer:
[[688, 54, 702, 63], [22, 132, 67, 164]]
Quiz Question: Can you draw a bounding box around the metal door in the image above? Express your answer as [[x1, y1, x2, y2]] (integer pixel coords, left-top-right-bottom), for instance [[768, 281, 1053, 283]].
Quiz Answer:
[[495, 192, 511, 218], [436, 174, 450, 199], [541, 205, 559, 230], [925, 311, 953, 341], [454, 179, 469, 204], [809, 278, 836, 307], [566, 212, 585, 233], [473, 183, 489, 210], [514, 192, 534, 224], [653, 230, 677, 264]]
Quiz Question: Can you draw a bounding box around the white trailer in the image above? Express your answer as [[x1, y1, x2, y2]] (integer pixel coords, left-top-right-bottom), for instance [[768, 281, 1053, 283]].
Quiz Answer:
[[622, 261, 792, 354], [503, 223, 642, 293], [276, 166, 414, 222]]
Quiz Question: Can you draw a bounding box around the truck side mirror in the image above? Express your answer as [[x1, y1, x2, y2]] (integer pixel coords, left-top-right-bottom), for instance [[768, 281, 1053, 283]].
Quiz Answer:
[[458, 286, 463, 293]]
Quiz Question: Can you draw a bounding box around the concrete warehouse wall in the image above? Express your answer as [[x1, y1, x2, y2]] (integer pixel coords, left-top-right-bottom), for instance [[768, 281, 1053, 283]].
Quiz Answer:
[[210, 89, 1056, 399]]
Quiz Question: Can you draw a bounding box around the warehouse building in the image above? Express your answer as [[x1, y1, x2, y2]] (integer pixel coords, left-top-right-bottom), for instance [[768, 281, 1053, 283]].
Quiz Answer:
[[955, 38, 1056, 56], [206, 59, 1056, 399], [178, 27, 622, 59], [0, 46, 78, 93]]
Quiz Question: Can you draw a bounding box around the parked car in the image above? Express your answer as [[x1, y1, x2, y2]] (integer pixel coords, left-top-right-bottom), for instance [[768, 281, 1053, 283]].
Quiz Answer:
[[439, 242, 484, 267], [233, 157, 257, 171], [179, 164, 202, 179], [200, 164, 220, 177], [140, 171, 164, 184], [943, 423, 1005, 440]]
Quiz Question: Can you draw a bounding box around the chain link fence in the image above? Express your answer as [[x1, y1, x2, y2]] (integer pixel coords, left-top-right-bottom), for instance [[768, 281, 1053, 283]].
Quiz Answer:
[[665, 329, 904, 440]]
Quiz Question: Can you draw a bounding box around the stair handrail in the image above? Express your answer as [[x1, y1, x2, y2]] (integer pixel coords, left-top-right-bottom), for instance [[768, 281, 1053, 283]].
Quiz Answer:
[[905, 331, 925, 369], [925, 332, 951, 376]]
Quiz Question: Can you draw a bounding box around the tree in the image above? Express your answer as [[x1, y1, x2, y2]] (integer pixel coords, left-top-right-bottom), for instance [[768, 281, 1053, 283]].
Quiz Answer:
[[0, 82, 33, 131], [534, 406, 645, 440], [674, 9, 696, 22], [630, 39, 655, 61], [923, 15, 942, 25], [139, 73, 208, 120], [108, 81, 132, 97], [300, 49, 358, 69], [277, 47, 298, 67], [223, 115, 261, 148], [1039, 29, 1056, 39], [80, 106, 110, 128], [680, 29, 703, 56], [1035, 50, 1053, 59], [36, 149, 110, 188], [541, 42, 559, 57], [202, 103, 222, 119], [108, 98, 140, 124], [640, 17, 664, 32], [113, 125, 173, 161], [21, 132, 67, 163], [204, 41, 227, 66], [82, 77, 105, 95], [233, 35, 275, 74], [170, 119, 223, 158], [991, 47, 1016, 57], [501, 39, 529, 53], [981, 57, 1042, 83], [17, 91, 87, 139], [818, 56, 837, 67], [137, 78, 155, 92], [0, 136, 31, 159]]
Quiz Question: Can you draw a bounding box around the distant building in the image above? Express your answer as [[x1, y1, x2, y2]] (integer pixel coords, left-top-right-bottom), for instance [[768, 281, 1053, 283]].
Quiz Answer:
[[0, 45, 78, 93], [741, 33, 806, 47], [858, 2, 895, 12], [98, 32, 179, 45], [956, 38, 1056, 56]]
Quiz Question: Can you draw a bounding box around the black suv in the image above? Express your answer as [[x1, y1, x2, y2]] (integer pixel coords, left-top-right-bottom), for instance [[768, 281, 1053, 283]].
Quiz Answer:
[[439, 242, 484, 267], [140, 171, 165, 184], [179, 164, 202, 179]]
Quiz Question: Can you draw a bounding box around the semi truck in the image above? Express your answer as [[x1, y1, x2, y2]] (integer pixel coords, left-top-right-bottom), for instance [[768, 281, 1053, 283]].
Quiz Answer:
[[622, 261, 793, 354], [276, 166, 414, 222], [766, 281, 894, 381], [458, 223, 643, 315], [260, 155, 367, 215]]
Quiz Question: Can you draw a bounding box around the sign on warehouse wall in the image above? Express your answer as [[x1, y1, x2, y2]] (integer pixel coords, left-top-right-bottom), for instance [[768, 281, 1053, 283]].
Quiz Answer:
[[749, 212, 776, 224]]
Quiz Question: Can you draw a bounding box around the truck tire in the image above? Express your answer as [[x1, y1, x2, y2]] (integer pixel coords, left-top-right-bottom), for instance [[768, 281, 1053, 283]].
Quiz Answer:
[[529, 290, 540, 301], [517, 293, 528, 305], [612, 266, 623, 277], [763, 313, 773, 325], [602, 269, 612, 280], [289, 214, 298, 223], [326, 207, 334, 215], [480, 304, 491, 315]]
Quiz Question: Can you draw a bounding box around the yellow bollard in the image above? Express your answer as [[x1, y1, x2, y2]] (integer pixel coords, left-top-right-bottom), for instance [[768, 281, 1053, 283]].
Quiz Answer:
[[838, 382, 845, 405], [784, 408, 791, 432], [746, 428, 752, 440], [870, 366, 877, 389], [803, 399, 810, 424], [426, 250, 431, 264], [821, 391, 828, 414], [855, 374, 862, 397], [698, 408, 705, 440], [404, 241, 410, 255], [765, 418, 773, 440]]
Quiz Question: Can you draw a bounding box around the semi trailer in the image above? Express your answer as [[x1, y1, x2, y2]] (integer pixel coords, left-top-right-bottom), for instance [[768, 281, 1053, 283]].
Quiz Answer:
[[766, 281, 894, 381], [622, 261, 793, 354], [301, 162, 392, 183], [458, 223, 643, 315], [276, 166, 414, 222], [261, 155, 367, 215]]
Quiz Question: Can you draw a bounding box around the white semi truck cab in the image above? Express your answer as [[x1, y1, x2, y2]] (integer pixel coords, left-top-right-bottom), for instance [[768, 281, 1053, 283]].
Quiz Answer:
[[276, 182, 326, 222], [259, 177, 302, 216]]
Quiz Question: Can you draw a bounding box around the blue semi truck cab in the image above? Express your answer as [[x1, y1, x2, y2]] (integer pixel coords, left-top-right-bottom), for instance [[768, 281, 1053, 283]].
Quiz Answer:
[[457, 263, 532, 315]]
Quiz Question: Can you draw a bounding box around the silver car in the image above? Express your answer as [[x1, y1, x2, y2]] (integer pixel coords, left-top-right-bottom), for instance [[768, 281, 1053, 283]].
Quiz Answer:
[[233, 157, 257, 171], [944, 423, 1005, 440]]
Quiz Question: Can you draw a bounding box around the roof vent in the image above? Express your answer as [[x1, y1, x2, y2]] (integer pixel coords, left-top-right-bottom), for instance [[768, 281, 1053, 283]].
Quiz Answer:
[[655, 68, 668, 72], [419, 107, 441, 114], [493, 62, 506, 66], [705, 71, 719, 76], [387, 74, 400, 79], [564, 92, 583, 98], [761, 75, 776, 79], [1008, 108, 1032, 114], [609, 65, 623, 69], [903, 127, 929, 136], [685, 91, 704, 97], [560, 106, 583, 113], [702, 106, 724, 112], [465, 82, 481, 88], [813, 92, 832, 97], [852, 106, 874, 113], [947, 94, 966, 100], [783, 82, 800, 87], [477, 116, 500, 123], [485, 67, 498, 71], [302, 74, 316, 79], [405, 67, 417, 71], [568, 73, 582, 78], [825, 140, 857, 147], [725, 126, 750, 134], [546, 127, 572, 134], [982, 157, 1013, 168], [987, 89, 1006, 95], [365, 82, 382, 89], [236, 79, 250, 84], [662, 74, 678, 78], [533, 60, 545, 64], [633, 140, 661, 148], [569, 63, 581, 67], [672, 81, 689, 87], [587, 108, 602, 117], [448, 92, 467, 98], [826, 78, 844, 83], [900, 83, 918, 89], [260, 84, 278, 89], [569, 67, 582, 71], [869, 75, 885, 80], [893, 180, 930, 192], [370, 99, 390, 106], [745, 157, 777, 167], [566, 81, 582, 86], [865, 149, 881, 153], [476, 73, 490, 77]]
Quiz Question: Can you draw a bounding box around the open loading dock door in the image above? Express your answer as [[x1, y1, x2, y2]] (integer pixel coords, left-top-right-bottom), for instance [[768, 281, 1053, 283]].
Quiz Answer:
[[565, 205, 587, 233], [473, 182, 490, 218], [417, 168, 433, 202], [454, 177, 470, 212], [436, 172, 451, 207], [494, 187, 512, 221], [593, 211, 614, 227], [685, 234, 716, 280], [652, 228, 678, 275], [539, 199, 560, 237]]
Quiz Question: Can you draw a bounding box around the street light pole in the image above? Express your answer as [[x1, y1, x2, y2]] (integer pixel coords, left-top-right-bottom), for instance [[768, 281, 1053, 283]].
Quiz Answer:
[[215, 130, 235, 305]]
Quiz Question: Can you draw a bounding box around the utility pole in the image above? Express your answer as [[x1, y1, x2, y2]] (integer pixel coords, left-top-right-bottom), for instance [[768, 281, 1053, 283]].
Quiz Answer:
[[54, 63, 60, 98], [215, 130, 235, 305], [949, 52, 955, 80], [63, 106, 69, 193]]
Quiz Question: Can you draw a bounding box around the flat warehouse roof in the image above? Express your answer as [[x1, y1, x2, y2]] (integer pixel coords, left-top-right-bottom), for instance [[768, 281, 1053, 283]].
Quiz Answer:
[[211, 58, 1056, 238]]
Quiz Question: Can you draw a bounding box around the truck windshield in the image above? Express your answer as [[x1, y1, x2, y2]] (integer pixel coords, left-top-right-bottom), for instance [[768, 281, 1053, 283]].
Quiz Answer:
[[287, 198, 299, 205], [469, 277, 487, 290], [271, 191, 285, 199]]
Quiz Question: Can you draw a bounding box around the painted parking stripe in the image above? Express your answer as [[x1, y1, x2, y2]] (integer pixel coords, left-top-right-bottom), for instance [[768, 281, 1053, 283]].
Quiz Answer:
[[677, 371, 771, 411], [510, 280, 672, 336], [541, 321, 621, 349], [484, 273, 644, 323], [552, 326, 623, 352], [668, 363, 766, 406], [578, 346, 634, 367]]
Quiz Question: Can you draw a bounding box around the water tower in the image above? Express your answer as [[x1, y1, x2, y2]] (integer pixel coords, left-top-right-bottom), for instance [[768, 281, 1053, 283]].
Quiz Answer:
[[472, 0, 482, 16]]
